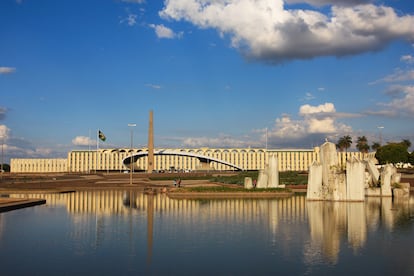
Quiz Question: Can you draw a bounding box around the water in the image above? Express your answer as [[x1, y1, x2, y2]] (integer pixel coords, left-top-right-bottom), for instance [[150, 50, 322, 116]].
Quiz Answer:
[[0, 190, 413, 275]]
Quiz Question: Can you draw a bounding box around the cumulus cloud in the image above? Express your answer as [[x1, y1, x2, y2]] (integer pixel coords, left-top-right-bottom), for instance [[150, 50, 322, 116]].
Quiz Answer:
[[149, 24, 183, 39], [266, 103, 353, 147], [0, 125, 10, 139], [72, 136, 95, 147], [160, 0, 414, 63], [0, 67, 16, 74], [285, 0, 373, 6]]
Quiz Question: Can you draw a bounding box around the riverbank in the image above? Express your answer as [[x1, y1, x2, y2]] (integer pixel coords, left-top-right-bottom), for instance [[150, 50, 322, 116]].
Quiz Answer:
[[0, 171, 412, 191]]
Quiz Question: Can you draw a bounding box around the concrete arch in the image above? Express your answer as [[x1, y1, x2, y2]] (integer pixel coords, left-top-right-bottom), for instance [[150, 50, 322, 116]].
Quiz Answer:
[[123, 149, 243, 171]]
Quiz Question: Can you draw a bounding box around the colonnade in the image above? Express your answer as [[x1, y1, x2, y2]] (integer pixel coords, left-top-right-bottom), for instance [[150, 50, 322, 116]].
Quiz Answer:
[[10, 147, 372, 173]]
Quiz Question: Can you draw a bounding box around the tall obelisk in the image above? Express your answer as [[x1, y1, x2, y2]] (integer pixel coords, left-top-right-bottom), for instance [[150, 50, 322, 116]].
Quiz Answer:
[[147, 110, 154, 173]]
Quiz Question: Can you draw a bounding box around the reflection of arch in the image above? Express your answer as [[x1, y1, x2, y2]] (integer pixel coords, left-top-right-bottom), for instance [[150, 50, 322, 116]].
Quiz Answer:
[[123, 150, 243, 171]]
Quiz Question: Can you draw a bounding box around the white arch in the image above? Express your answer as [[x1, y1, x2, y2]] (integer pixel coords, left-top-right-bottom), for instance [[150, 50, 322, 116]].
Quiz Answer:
[[122, 149, 243, 171]]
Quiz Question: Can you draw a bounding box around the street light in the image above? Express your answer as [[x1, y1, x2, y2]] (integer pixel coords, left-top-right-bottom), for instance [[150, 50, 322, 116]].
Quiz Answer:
[[1, 135, 3, 176], [128, 123, 136, 185], [378, 126, 384, 145]]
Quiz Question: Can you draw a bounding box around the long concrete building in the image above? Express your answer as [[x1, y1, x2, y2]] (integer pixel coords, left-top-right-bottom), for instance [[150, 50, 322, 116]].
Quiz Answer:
[[10, 147, 372, 173]]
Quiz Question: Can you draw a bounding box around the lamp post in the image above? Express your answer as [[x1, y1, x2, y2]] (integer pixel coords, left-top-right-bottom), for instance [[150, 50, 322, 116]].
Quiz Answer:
[[378, 126, 384, 145], [1, 135, 3, 176], [128, 123, 136, 185]]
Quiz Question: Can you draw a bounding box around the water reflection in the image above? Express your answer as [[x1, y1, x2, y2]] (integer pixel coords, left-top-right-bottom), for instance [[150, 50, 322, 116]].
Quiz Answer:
[[306, 196, 414, 265], [2, 191, 413, 274]]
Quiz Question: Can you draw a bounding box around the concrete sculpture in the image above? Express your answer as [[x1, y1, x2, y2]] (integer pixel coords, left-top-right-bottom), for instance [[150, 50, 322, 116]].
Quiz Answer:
[[307, 141, 404, 201]]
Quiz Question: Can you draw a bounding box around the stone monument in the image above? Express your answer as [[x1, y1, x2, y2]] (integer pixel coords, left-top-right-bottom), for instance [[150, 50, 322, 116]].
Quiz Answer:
[[307, 141, 403, 201], [256, 154, 285, 189]]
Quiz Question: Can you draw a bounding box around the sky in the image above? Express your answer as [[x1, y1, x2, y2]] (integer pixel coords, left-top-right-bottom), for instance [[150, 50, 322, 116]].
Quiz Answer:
[[1, 0, 414, 162]]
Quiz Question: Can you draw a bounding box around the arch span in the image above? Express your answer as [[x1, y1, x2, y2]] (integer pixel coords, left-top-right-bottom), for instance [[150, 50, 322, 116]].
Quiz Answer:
[[123, 150, 243, 171]]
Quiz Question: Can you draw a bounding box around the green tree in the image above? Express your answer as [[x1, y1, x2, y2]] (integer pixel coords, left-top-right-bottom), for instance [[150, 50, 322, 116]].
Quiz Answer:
[[375, 142, 409, 165], [401, 139, 411, 149], [409, 151, 414, 165], [0, 163, 10, 172], [356, 136, 370, 153], [336, 135, 352, 153], [371, 142, 381, 151]]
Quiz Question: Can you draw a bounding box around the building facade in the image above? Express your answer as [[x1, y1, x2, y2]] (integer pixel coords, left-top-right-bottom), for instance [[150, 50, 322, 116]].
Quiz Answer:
[[10, 147, 373, 173]]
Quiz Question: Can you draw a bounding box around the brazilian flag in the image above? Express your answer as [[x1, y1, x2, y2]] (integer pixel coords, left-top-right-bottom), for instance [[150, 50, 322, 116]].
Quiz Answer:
[[98, 130, 106, 142]]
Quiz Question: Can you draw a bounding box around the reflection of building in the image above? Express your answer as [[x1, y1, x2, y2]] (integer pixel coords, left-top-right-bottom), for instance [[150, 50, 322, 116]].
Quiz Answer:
[[305, 196, 414, 264], [305, 201, 368, 264], [6, 191, 413, 269], [8, 191, 306, 226], [10, 147, 372, 173]]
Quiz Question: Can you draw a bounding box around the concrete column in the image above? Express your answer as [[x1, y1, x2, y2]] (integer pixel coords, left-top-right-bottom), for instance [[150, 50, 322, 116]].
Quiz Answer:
[[365, 159, 380, 186], [307, 161, 323, 200], [346, 156, 366, 201], [380, 164, 393, 197], [320, 142, 338, 187]]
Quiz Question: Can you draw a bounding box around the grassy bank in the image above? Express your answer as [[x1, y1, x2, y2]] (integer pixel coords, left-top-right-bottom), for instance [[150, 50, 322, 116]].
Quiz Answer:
[[172, 186, 290, 193], [210, 171, 308, 186], [149, 171, 308, 186]]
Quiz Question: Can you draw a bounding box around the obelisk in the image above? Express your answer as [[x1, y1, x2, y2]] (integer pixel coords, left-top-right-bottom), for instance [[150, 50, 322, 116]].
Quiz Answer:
[[147, 110, 154, 173]]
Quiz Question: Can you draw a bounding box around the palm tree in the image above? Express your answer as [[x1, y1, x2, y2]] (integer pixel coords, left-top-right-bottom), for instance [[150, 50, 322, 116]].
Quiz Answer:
[[336, 135, 352, 154], [356, 136, 370, 153]]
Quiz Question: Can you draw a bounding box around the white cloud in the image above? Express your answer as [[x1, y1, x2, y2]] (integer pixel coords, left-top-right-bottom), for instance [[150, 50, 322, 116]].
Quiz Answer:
[[301, 92, 315, 101], [149, 24, 183, 39], [120, 0, 145, 3], [401, 55, 414, 64], [285, 0, 373, 6], [183, 135, 256, 148], [300, 103, 337, 134], [146, 83, 162, 89], [120, 13, 138, 26], [370, 69, 414, 84], [385, 69, 414, 82], [366, 85, 414, 118], [266, 103, 354, 147], [0, 125, 10, 139], [72, 136, 95, 146], [0, 67, 16, 74], [383, 85, 414, 116], [270, 114, 306, 139], [299, 102, 336, 115], [160, 1, 414, 63]]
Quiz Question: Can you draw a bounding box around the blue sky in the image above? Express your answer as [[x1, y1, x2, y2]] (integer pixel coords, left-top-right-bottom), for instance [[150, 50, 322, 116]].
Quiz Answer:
[[1, 0, 414, 162]]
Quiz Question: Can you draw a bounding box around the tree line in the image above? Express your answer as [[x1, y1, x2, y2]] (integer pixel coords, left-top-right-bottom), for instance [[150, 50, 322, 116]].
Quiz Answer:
[[335, 135, 414, 165]]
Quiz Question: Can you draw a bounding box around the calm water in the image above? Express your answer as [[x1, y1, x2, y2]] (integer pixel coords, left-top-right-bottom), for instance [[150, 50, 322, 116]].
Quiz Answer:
[[0, 190, 413, 276]]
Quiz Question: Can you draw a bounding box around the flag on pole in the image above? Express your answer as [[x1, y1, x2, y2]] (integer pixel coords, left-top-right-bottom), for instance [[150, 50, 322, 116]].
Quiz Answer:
[[98, 130, 106, 142]]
